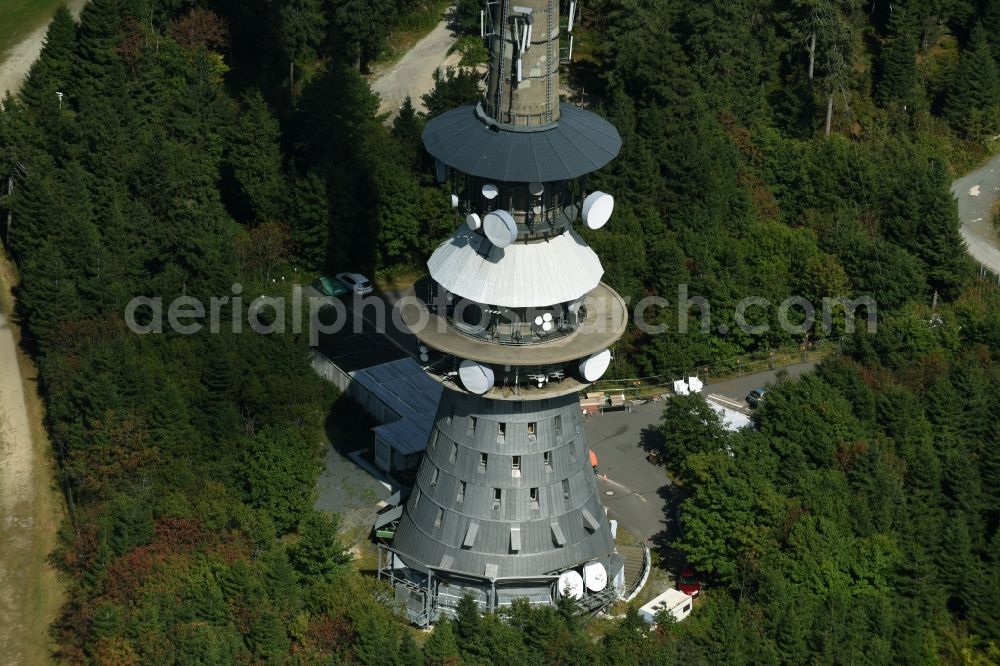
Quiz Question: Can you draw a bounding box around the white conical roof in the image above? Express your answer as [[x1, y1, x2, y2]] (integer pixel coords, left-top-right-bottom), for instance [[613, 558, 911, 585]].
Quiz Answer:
[[427, 227, 604, 308]]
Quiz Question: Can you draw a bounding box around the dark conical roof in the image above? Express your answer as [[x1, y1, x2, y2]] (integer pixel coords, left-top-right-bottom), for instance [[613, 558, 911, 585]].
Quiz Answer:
[[423, 103, 622, 183]]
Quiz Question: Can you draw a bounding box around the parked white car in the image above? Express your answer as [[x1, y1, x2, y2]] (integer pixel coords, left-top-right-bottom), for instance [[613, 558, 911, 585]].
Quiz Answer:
[[335, 272, 374, 296]]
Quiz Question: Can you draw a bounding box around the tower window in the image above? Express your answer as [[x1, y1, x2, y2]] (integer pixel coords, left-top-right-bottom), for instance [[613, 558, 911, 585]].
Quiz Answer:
[[512, 455, 521, 477], [434, 508, 444, 528], [429, 430, 439, 450], [569, 443, 577, 463], [493, 488, 502, 510], [449, 442, 458, 464], [430, 467, 439, 487], [413, 488, 421, 509], [554, 415, 562, 438], [457, 481, 466, 503], [544, 451, 552, 471], [497, 422, 506, 443], [479, 452, 488, 471], [562, 478, 571, 501], [527, 422, 537, 442], [469, 416, 477, 437], [530, 487, 540, 510]]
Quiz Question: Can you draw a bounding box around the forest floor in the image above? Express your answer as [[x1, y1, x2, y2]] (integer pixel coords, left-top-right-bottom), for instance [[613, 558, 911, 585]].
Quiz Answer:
[[0, 0, 86, 98], [369, 11, 461, 118], [953, 151, 1000, 275], [0, 256, 63, 666]]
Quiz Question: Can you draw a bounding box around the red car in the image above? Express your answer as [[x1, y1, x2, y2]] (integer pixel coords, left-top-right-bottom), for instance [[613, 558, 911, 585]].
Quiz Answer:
[[677, 568, 702, 598]]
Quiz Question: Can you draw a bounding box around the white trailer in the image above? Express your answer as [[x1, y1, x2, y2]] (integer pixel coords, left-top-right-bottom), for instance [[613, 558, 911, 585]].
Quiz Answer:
[[638, 588, 693, 625]]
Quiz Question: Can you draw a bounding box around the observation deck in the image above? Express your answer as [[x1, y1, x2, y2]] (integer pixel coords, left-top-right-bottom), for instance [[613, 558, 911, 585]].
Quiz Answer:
[[399, 277, 628, 367]]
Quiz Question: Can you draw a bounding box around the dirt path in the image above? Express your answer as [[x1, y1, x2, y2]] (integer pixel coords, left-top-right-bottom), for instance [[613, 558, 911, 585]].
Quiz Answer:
[[0, 265, 62, 666], [370, 14, 461, 118], [952, 151, 1000, 275], [0, 0, 87, 98]]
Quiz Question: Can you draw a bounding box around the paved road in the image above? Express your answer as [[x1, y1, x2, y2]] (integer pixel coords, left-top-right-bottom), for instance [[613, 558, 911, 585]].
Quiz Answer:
[[587, 362, 817, 543], [952, 152, 1000, 274], [370, 13, 462, 118]]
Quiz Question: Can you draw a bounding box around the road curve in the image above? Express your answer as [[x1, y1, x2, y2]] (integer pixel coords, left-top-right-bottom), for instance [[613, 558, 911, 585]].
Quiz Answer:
[[370, 14, 462, 118], [0, 0, 87, 99], [952, 152, 1000, 275]]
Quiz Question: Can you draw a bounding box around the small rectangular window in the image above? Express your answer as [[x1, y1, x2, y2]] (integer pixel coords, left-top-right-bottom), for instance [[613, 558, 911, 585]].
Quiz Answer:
[[479, 452, 488, 471], [512, 455, 521, 477], [413, 488, 421, 509], [429, 430, 439, 450], [682, 604, 691, 613], [569, 444, 577, 463], [434, 508, 444, 528], [554, 415, 562, 437], [497, 422, 506, 443], [493, 488, 502, 510], [457, 481, 466, 503], [544, 451, 552, 471], [430, 467, 439, 487], [449, 442, 458, 463], [562, 478, 571, 500], [530, 487, 540, 510], [469, 416, 477, 436]]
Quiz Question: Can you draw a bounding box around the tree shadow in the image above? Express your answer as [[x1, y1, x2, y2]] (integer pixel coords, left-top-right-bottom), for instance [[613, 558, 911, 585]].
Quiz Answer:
[[648, 483, 689, 575]]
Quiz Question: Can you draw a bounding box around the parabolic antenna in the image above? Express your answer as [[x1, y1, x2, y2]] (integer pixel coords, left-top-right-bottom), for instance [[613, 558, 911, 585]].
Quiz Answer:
[[483, 210, 518, 248], [583, 561, 608, 592], [451, 193, 460, 208], [560, 204, 580, 225], [558, 570, 585, 600], [579, 349, 612, 383], [529, 182, 544, 196], [466, 213, 482, 231], [459, 360, 495, 395], [582, 191, 615, 229], [482, 183, 499, 200], [567, 296, 585, 314]]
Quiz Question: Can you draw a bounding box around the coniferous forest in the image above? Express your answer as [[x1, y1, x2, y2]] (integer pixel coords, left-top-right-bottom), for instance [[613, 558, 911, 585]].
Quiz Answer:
[[1, 0, 1000, 662]]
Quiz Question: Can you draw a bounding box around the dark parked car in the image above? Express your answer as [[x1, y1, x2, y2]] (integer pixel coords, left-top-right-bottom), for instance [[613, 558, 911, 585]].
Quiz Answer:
[[746, 387, 767, 409]]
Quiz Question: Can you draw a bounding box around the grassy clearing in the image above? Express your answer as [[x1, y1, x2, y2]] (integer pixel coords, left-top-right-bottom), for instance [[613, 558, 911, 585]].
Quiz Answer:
[[0, 0, 64, 60]]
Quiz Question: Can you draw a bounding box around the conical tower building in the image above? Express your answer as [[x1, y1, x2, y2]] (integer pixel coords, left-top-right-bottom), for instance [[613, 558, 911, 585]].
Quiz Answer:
[[378, 0, 627, 624]]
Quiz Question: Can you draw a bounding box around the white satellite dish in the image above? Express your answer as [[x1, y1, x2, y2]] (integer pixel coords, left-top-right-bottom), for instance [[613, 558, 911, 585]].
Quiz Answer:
[[567, 297, 585, 314], [534, 316, 544, 326], [466, 213, 482, 231], [579, 349, 612, 383], [583, 561, 608, 592], [459, 360, 495, 395], [542, 321, 553, 332], [529, 182, 544, 196], [542, 312, 553, 323], [483, 210, 518, 248], [582, 191, 615, 229], [558, 570, 584, 600], [420, 353, 429, 363], [450, 193, 460, 209], [482, 183, 499, 200]]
